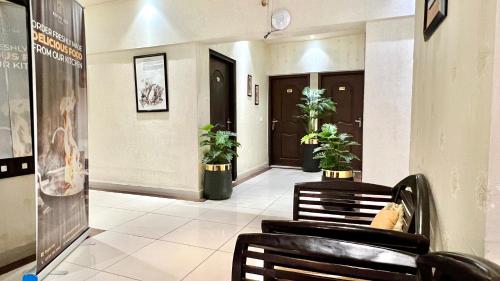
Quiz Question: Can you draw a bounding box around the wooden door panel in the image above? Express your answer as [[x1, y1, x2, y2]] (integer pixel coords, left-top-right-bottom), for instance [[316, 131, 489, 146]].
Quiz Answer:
[[270, 75, 310, 167], [210, 67, 229, 128], [281, 134, 299, 159], [320, 72, 364, 171]]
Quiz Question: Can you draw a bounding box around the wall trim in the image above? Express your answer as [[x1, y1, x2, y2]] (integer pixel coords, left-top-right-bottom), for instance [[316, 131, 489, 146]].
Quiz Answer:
[[233, 164, 270, 187], [90, 180, 202, 201], [0, 243, 35, 275]]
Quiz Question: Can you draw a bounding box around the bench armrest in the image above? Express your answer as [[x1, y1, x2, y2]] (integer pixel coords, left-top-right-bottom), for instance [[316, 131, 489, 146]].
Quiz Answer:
[[262, 220, 430, 255], [417, 252, 500, 280]]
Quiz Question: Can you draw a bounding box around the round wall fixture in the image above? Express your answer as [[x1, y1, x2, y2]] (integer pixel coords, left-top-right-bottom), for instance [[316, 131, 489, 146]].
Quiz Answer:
[[271, 8, 291, 31]]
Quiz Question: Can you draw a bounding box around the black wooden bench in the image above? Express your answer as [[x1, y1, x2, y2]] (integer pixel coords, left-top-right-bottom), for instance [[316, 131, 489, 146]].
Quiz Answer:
[[262, 174, 431, 254], [232, 233, 418, 281], [231, 233, 500, 281]]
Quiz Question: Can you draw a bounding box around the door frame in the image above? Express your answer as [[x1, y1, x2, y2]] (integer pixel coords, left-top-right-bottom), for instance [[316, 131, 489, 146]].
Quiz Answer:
[[268, 74, 311, 167], [318, 70, 365, 171], [209, 49, 238, 180]]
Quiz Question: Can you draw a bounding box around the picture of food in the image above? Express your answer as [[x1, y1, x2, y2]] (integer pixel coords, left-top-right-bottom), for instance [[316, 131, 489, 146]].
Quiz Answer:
[[134, 53, 169, 112]]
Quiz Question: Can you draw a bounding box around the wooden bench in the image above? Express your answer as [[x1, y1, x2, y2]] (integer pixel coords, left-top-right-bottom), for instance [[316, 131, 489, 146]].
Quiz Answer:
[[231, 234, 500, 281], [231, 233, 418, 281], [262, 174, 431, 254]]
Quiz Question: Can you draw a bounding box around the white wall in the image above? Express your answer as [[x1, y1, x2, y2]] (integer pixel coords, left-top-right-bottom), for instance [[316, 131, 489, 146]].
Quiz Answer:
[[411, 0, 497, 255], [83, 0, 414, 54], [269, 34, 365, 75], [0, 175, 35, 268], [485, 1, 500, 263], [363, 17, 414, 186], [203, 41, 270, 177], [88, 44, 202, 199]]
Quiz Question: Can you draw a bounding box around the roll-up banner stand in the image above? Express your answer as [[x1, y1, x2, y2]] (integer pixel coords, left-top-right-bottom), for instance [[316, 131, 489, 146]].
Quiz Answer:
[[24, 0, 89, 279]]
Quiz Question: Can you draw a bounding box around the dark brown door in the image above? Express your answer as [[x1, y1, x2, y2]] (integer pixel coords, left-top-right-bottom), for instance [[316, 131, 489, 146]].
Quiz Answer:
[[270, 75, 310, 167], [319, 71, 364, 171], [209, 50, 237, 180]]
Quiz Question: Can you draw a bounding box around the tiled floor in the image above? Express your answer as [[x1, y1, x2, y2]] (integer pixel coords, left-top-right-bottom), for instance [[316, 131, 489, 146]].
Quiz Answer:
[[45, 168, 320, 281]]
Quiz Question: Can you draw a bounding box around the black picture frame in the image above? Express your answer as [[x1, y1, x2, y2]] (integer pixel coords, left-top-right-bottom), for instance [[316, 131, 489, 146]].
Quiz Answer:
[[247, 75, 253, 97], [255, 85, 260, 105], [133, 53, 169, 112], [424, 0, 447, 41], [0, 0, 35, 179]]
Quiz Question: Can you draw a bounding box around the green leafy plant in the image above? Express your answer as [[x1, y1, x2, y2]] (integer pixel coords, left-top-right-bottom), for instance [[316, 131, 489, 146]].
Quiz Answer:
[[200, 124, 241, 164], [301, 133, 318, 144], [297, 87, 336, 135], [313, 123, 359, 171]]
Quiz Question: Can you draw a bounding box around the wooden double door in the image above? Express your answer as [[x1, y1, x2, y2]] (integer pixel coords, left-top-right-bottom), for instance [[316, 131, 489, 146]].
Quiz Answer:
[[270, 72, 364, 170]]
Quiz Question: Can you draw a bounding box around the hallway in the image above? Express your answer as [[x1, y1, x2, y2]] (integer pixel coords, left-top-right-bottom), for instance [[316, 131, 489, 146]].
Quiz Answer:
[[46, 169, 320, 281]]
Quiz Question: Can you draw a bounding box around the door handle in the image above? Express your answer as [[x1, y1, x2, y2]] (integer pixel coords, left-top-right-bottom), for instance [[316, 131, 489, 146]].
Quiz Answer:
[[355, 117, 362, 128], [272, 119, 278, 131], [226, 118, 232, 130]]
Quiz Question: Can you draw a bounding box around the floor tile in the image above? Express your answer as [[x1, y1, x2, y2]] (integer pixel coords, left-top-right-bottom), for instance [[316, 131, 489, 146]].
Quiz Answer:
[[43, 262, 98, 281], [118, 195, 174, 212], [196, 205, 262, 226], [219, 226, 261, 253], [183, 251, 233, 281], [85, 272, 136, 281], [65, 231, 153, 270], [112, 213, 190, 239], [153, 201, 213, 219], [90, 208, 145, 230], [90, 191, 131, 209], [218, 193, 277, 209], [246, 211, 292, 229], [105, 240, 213, 281], [161, 220, 242, 250], [265, 197, 294, 213]]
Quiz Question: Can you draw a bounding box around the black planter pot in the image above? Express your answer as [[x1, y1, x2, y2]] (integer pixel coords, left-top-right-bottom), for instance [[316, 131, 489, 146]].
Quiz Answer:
[[204, 164, 233, 200], [302, 142, 320, 172], [322, 170, 355, 211]]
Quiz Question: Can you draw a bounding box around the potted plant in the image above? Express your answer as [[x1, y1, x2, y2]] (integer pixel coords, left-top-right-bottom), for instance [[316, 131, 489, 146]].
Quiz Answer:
[[297, 87, 335, 172], [200, 124, 240, 200], [313, 123, 359, 181]]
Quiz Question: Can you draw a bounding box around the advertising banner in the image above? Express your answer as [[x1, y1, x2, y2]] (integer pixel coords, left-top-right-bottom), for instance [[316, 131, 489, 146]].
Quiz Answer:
[[32, 0, 88, 273]]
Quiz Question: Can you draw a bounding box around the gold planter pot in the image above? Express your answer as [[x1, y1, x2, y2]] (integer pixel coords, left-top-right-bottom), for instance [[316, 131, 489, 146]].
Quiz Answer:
[[303, 139, 318, 145], [205, 163, 232, 171], [322, 170, 353, 179]]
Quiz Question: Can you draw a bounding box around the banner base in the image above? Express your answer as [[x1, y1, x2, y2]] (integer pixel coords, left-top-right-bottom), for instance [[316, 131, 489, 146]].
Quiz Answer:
[[22, 273, 38, 281], [35, 228, 90, 280]]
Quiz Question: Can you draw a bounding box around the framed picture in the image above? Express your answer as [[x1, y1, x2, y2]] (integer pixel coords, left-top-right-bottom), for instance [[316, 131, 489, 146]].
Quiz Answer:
[[255, 85, 260, 105], [424, 0, 447, 41], [247, 75, 253, 96], [134, 53, 169, 112]]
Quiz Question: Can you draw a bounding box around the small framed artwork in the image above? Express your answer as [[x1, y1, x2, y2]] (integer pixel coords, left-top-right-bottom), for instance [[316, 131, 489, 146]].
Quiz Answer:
[[255, 85, 260, 105], [424, 0, 447, 41], [134, 53, 169, 112], [247, 75, 253, 96]]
